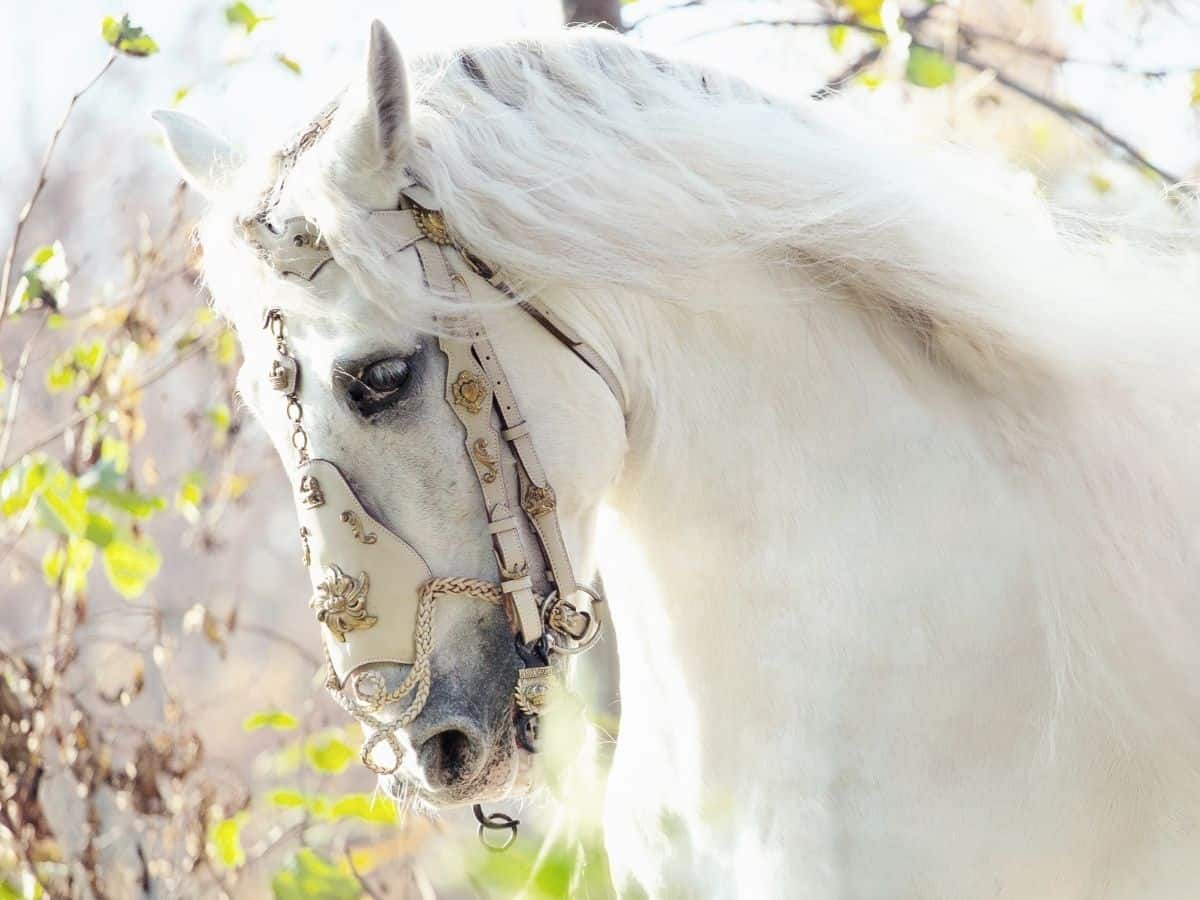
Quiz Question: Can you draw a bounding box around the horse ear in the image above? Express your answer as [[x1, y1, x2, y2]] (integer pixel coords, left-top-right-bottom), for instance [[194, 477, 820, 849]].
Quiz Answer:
[[337, 20, 412, 169], [152, 110, 237, 196]]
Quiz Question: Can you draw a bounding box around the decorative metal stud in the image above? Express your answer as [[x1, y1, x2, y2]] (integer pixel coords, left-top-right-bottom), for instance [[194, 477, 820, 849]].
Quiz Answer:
[[452, 370, 488, 415], [299, 526, 312, 567], [471, 438, 499, 484], [513, 666, 555, 716], [521, 484, 556, 518], [547, 599, 592, 642], [340, 510, 378, 545], [412, 205, 453, 245], [268, 356, 298, 394], [299, 474, 324, 509], [310, 565, 376, 642]]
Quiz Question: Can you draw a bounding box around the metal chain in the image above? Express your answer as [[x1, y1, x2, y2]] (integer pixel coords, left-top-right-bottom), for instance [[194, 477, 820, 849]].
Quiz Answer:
[[263, 308, 309, 467]]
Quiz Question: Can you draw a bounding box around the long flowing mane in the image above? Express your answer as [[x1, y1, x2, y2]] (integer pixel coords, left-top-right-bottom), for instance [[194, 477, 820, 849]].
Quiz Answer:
[[253, 31, 1200, 391]]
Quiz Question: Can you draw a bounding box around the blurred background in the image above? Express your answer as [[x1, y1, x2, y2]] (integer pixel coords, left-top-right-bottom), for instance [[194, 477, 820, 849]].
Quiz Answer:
[[1, 1, 1196, 897]]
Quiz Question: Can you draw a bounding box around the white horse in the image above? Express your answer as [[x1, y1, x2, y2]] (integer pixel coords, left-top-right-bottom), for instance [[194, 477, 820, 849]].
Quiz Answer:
[[157, 21, 1200, 898]]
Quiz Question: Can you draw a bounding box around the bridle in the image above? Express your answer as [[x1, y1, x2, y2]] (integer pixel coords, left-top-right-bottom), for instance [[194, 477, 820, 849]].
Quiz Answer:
[[243, 176, 624, 849]]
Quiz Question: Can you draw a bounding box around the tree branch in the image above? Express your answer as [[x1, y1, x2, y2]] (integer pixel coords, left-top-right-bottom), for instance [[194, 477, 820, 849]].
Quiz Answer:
[[679, 13, 1187, 188], [0, 52, 116, 337], [953, 47, 1185, 186]]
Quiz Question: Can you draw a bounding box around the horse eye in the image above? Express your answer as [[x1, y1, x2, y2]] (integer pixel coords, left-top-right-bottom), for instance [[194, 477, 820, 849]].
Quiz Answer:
[[345, 356, 413, 417], [360, 358, 410, 393]]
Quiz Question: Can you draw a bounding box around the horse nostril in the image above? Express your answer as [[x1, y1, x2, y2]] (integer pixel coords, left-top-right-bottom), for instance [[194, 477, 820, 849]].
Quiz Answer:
[[418, 728, 482, 788]]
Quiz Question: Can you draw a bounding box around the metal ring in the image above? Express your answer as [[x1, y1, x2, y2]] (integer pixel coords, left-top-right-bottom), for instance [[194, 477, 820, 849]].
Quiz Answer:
[[542, 584, 603, 656], [291, 426, 308, 451], [285, 398, 303, 422], [473, 805, 519, 852]]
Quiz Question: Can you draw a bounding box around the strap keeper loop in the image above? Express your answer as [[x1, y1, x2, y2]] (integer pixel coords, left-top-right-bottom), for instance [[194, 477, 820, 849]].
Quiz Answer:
[[501, 422, 530, 441], [488, 517, 519, 535], [501, 576, 534, 594]]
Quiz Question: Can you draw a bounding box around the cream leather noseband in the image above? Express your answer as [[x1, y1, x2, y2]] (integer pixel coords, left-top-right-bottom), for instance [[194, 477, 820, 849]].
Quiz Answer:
[[244, 184, 623, 791]]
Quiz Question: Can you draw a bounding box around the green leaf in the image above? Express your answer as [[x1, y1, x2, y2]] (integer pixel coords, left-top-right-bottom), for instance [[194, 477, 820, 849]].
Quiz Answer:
[[840, 0, 886, 28], [175, 472, 205, 523], [171, 85, 190, 107], [212, 328, 237, 367], [10, 241, 69, 315], [89, 487, 165, 519], [72, 339, 106, 377], [208, 814, 246, 869], [42, 536, 95, 596], [828, 25, 848, 52], [243, 710, 298, 732], [267, 789, 309, 808], [100, 437, 130, 475], [102, 536, 161, 599], [45, 356, 78, 394], [271, 849, 359, 900], [37, 471, 89, 538], [225, 2, 273, 33], [207, 403, 231, 435], [1088, 172, 1113, 195], [328, 793, 399, 825], [275, 53, 302, 76], [1071, 2, 1085, 25], [1, 456, 48, 517], [305, 734, 355, 774], [1190, 71, 1200, 107], [906, 47, 956, 88], [101, 14, 159, 57], [84, 511, 116, 548]]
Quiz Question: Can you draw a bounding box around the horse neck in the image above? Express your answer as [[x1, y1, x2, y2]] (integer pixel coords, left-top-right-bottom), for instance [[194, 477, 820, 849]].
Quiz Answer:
[[589, 261, 1047, 777]]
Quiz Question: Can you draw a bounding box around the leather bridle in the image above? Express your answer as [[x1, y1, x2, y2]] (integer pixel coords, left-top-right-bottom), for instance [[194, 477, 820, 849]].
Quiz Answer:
[[242, 180, 623, 848]]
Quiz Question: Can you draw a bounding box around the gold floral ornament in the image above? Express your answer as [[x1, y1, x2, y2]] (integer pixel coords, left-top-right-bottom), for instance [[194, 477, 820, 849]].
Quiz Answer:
[[412, 204, 453, 245], [340, 510, 378, 544], [521, 484, 556, 518], [452, 370, 488, 415], [472, 437, 499, 483], [311, 565, 377, 642]]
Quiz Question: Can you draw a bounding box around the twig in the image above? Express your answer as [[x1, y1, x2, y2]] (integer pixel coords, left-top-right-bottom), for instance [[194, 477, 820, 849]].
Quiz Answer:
[[0, 53, 116, 337], [0, 311, 51, 464], [953, 46, 1185, 186], [681, 14, 1187, 188], [344, 845, 386, 900], [955, 23, 1199, 76], [623, 0, 703, 33], [812, 47, 882, 100], [237, 622, 323, 670]]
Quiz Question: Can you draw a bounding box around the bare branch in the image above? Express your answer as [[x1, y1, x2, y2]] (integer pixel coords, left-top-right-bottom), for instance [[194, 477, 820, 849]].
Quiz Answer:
[[0, 53, 116, 337], [678, 13, 1188, 188], [953, 47, 1186, 186], [0, 311, 51, 463]]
